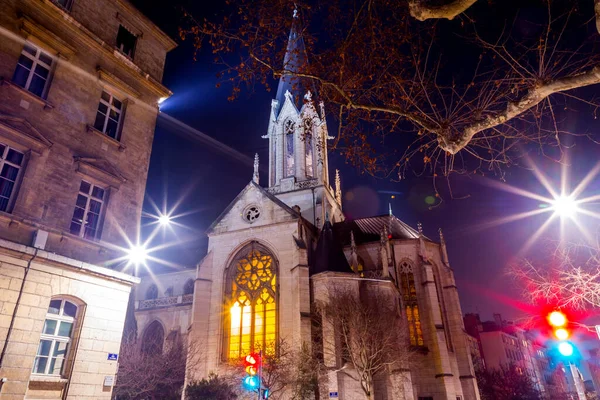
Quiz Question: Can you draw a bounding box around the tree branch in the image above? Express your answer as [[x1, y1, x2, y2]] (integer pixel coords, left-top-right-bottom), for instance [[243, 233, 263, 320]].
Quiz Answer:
[[408, 0, 478, 21], [442, 65, 600, 154]]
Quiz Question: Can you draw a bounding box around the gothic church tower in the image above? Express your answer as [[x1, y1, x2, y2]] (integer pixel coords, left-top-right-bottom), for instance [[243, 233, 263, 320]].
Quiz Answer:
[[264, 11, 343, 227]]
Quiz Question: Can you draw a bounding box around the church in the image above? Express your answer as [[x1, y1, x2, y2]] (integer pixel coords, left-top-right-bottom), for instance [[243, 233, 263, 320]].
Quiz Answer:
[[186, 12, 480, 400]]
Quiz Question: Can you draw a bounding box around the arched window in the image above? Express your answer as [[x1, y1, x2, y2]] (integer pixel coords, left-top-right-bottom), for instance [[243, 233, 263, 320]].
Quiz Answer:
[[33, 298, 79, 376], [141, 320, 164, 355], [146, 284, 158, 300], [303, 119, 314, 178], [183, 279, 194, 295], [399, 262, 424, 346], [225, 242, 277, 359], [284, 119, 295, 177]]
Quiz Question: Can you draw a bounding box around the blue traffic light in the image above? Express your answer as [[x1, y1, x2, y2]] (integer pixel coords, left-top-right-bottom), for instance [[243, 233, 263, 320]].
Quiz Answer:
[[243, 375, 259, 390], [558, 342, 574, 356]]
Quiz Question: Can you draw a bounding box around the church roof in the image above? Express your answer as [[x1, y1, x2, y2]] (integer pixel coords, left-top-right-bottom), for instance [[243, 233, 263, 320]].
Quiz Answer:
[[275, 11, 317, 115], [312, 219, 353, 276], [206, 181, 300, 234], [333, 214, 428, 246]]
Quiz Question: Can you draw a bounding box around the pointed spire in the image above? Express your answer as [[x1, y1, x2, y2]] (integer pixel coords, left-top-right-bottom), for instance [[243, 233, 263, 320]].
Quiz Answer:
[[350, 230, 356, 250], [439, 228, 450, 266], [418, 222, 429, 262], [335, 169, 342, 205], [389, 203, 393, 216], [253, 153, 260, 184], [275, 6, 315, 115]]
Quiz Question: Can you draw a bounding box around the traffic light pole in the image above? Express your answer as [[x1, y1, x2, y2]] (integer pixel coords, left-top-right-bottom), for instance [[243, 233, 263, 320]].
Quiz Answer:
[[257, 350, 262, 400]]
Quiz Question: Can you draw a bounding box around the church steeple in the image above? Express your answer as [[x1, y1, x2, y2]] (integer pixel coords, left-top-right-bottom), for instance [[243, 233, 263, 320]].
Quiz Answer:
[[274, 8, 314, 115], [263, 8, 343, 227]]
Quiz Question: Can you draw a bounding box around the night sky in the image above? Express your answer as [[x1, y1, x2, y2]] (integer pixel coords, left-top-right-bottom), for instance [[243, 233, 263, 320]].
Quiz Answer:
[[130, 0, 600, 323]]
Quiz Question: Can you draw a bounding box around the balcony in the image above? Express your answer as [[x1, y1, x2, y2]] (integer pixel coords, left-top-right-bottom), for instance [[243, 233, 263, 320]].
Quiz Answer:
[[135, 294, 193, 310]]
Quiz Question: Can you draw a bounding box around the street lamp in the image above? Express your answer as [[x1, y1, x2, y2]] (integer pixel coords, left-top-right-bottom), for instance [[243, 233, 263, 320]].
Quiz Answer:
[[127, 244, 148, 267], [551, 195, 578, 218], [158, 214, 171, 227]]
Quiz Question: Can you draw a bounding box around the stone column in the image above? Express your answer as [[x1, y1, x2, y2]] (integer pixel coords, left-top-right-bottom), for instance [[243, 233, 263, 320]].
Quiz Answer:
[[422, 262, 458, 399]]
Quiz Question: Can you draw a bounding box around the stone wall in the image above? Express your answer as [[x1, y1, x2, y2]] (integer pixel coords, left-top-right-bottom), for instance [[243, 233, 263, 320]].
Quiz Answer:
[[0, 243, 137, 399]]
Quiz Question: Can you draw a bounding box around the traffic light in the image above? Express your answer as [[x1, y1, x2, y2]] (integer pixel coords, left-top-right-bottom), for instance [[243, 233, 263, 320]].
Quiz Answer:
[[547, 310, 574, 357], [242, 352, 261, 391]]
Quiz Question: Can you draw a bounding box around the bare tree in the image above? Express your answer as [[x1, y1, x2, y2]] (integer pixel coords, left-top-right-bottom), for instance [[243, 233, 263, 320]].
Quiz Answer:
[[113, 333, 188, 400], [314, 286, 413, 400], [180, 0, 600, 184], [477, 364, 541, 400], [511, 239, 600, 310]]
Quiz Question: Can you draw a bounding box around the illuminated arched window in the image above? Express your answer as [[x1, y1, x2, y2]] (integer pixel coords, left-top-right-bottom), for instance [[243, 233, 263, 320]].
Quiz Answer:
[[284, 119, 295, 177], [399, 261, 423, 346], [303, 119, 314, 178], [225, 242, 277, 359]]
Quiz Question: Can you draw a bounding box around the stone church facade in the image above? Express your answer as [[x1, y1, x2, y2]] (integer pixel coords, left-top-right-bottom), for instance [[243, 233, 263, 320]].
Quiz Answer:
[[186, 12, 480, 400], [0, 0, 174, 398]]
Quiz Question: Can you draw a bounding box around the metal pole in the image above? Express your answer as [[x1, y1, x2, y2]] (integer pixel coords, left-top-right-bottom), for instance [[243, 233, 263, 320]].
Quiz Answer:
[[257, 350, 262, 400]]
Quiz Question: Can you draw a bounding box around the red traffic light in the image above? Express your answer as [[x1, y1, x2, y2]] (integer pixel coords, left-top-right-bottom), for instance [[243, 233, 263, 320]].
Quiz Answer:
[[243, 352, 261, 376], [548, 311, 567, 327]]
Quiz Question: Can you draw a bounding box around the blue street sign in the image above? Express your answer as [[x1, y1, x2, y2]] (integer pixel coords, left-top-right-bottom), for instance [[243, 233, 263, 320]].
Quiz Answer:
[[329, 392, 339, 398], [107, 353, 118, 361]]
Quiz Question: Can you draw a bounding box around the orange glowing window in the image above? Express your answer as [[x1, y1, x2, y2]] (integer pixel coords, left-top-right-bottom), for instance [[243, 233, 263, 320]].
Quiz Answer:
[[399, 262, 423, 346], [226, 244, 277, 359]]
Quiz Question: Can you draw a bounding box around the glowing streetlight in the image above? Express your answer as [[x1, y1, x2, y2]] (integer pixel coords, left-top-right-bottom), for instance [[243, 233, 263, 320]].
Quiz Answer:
[[158, 214, 171, 227], [551, 195, 578, 218], [127, 244, 148, 267]]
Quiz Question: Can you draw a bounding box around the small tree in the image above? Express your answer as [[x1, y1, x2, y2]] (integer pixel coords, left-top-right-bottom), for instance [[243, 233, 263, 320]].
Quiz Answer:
[[185, 373, 238, 400], [315, 285, 412, 400], [511, 240, 600, 310], [477, 364, 541, 400], [113, 333, 187, 400]]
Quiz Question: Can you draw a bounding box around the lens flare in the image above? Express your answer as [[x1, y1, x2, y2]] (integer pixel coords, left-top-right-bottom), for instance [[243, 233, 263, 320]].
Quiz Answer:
[[127, 244, 148, 266], [551, 195, 578, 218]]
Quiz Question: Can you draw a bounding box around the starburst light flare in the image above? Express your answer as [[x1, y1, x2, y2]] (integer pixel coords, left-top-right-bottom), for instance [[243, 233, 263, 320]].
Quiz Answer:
[[476, 159, 600, 252]]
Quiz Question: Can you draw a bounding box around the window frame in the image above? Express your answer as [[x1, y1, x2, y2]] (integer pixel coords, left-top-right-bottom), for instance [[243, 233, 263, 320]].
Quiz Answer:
[[284, 119, 295, 177], [303, 118, 315, 178], [0, 143, 25, 213], [223, 242, 279, 360], [32, 299, 78, 377], [12, 43, 54, 99], [93, 90, 124, 141], [116, 25, 137, 59], [399, 261, 424, 347], [69, 180, 106, 240], [51, 0, 74, 11]]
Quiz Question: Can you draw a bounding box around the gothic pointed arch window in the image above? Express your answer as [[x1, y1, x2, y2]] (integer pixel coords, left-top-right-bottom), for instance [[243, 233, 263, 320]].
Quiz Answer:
[[399, 261, 424, 346], [284, 119, 295, 177], [224, 242, 277, 360], [303, 118, 314, 178], [141, 320, 164, 355]]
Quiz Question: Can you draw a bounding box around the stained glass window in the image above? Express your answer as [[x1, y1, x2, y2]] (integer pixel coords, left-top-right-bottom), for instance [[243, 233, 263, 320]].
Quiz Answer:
[[226, 243, 277, 359], [303, 119, 314, 178], [399, 262, 423, 346], [284, 120, 295, 177]]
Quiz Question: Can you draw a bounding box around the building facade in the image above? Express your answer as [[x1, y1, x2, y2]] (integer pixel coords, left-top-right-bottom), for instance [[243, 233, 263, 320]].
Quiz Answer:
[[464, 313, 580, 399], [186, 12, 480, 400], [0, 0, 174, 398], [134, 269, 195, 352]]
